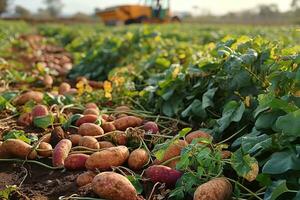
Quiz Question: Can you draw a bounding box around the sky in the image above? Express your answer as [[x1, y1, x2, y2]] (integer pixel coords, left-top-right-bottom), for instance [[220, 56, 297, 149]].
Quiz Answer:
[[12, 0, 293, 16]]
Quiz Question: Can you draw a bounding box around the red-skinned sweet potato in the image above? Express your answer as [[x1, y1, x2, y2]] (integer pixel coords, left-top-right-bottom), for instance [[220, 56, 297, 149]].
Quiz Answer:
[[79, 136, 100, 149], [92, 172, 139, 200], [99, 141, 115, 149], [83, 108, 99, 116], [64, 153, 90, 170], [69, 134, 82, 146], [52, 139, 72, 167], [31, 104, 49, 119], [37, 142, 52, 157], [185, 130, 212, 144], [101, 122, 116, 133], [17, 112, 32, 126], [14, 91, 44, 105], [59, 82, 71, 95], [145, 165, 182, 187]]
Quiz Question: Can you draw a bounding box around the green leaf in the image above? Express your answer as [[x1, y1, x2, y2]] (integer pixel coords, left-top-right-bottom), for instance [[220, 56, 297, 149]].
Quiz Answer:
[[216, 101, 245, 132], [178, 128, 192, 137], [262, 149, 300, 174], [202, 87, 217, 109], [231, 148, 257, 179], [255, 110, 285, 130], [0, 185, 17, 199], [33, 114, 54, 129], [293, 191, 300, 200], [62, 114, 83, 130], [264, 180, 290, 200], [126, 175, 143, 194], [3, 130, 31, 144], [275, 110, 300, 136]]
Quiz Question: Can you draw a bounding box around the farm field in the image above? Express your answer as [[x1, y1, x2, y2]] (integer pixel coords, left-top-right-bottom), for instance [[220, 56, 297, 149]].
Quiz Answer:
[[0, 20, 300, 200]]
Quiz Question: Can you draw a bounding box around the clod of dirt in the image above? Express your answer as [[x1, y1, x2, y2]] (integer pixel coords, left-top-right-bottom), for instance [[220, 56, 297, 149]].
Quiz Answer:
[[50, 126, 69, 147]]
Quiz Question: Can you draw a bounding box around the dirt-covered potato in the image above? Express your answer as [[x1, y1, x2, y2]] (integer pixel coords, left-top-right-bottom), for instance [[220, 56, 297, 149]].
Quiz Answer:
[[2, 139, 37, 159], [78, 123, 104, 136], [79, 136, 100, 149], [76, 171, 97, 187], [37, 142, 52, 157], [128, 149, 149, 170], [92, 172, 139, 200], [85, 146, 129, 171]]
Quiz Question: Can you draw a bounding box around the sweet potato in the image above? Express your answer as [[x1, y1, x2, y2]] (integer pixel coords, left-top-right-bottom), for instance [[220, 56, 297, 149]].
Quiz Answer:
[[159, 140, 188, 169], [92, 172, 139, 200], [52, 139, 72, 167], [17, 112, 32, 126], [59, 82, 71, 95], [115, 106, 131, 113], [64, 153, 90, 170], [31, 104, 49, 119], [76, 171, 97, 187], [102, 114, 114, 122], [43, 74, 53, 88], [2, 139, 37, 159], [40, 133, 51, 143], [69, 134, 82, 146], [128, 149, 149, 170], [50, 126, 68, 146], [110, 131, 127, 145], [83, 108, 99, 116], [37, 142, 52, 157], [85, 146, 129, 170], [14, 91, 44, 105], [76, 115, 99, 127], [194, 178, 232, 200], [221, 151, 231, 159], [85, 103, 99, 110], [101, 122, 116, 133], [0, 141, 9, 158], [78, 123, 104, 136], [114, 116, 143, 131], [116, 113, 128, 119], [79, 136, 100, 149], [99, 141, 115, 149], [143, 121, 159, 134], [145, 165, 182, 187], [185, 130, 212, 144]]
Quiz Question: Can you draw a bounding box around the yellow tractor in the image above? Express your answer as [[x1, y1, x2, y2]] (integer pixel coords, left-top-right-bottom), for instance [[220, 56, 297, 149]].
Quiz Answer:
[[97, 0, 180, 25]]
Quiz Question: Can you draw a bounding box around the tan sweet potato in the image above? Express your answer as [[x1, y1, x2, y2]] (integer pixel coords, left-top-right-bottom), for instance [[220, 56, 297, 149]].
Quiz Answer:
[[101, 122, 116, 133], [2, 139, 37, 159], [128, 149, 149, 170], [64, 153, 90, 170], [111, 131, 127, 145], [99, 141, 115, 149], [159, 140, 188, 169], [40, 133, 51, 143], [76, 171, 97, 187], [85, 146, 129, 171], [92, 172, 139, 200], [186, 130, 213, 144], [37, 142, 52, 157], [17, 112, 32, 126], [194, 178, 232, 200], [114, 116, 143, 131], [78, 123, 104, 136], [79, 136, 100, 149], [59, 82, 71, 95], [76, 115, 99, 127], [69, 134, 82, 146], [85, 103, 99, 110], [0, 141, 9, 158], [43, 74, 53, 88], [14, 91, 44, 105], [52, 139, 72, 167], [83, 108, 99, 116]]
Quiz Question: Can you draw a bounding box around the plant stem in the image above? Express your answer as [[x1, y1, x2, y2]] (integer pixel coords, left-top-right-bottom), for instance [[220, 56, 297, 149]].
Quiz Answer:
[[0, 158, 63, 170]]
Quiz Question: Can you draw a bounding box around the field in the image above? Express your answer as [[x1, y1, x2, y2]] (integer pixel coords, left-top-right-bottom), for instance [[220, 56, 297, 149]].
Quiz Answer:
[[0, 20, 300, 200]]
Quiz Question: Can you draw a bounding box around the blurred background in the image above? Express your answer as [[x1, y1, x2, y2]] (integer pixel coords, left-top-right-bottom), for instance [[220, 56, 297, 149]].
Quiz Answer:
[[0, 0, 299, 25]]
